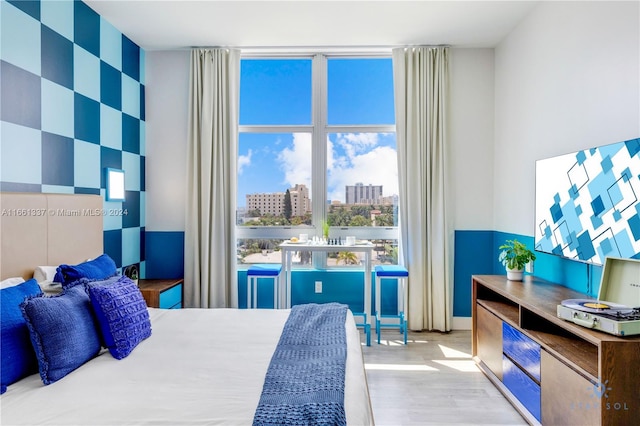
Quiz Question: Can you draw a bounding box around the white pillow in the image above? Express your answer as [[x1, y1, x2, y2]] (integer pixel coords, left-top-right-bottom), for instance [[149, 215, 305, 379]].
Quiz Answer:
[[1, 277, 26, 289], [39, 280, 63, 295], [33, 266, 59, 283]]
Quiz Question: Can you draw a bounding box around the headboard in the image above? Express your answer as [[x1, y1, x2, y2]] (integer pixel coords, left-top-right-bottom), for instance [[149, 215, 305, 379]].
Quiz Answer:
[[1, 192, 104, 280]]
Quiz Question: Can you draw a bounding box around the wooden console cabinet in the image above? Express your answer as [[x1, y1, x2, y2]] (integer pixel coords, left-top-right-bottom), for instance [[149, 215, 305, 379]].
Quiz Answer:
[[472, 275, 640, 426]]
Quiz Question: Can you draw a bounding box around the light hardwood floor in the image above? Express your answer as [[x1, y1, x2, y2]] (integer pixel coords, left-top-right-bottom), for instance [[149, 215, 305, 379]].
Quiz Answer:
[[360, 330, 528, 425]]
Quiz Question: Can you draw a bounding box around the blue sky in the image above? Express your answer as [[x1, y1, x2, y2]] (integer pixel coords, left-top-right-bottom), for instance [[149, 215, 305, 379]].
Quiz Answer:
[[238, 58, 396, 208]]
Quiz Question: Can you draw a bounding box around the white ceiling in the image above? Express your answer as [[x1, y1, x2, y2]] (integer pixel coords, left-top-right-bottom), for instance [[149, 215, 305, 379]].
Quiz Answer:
[[84, 0, 540, 51]]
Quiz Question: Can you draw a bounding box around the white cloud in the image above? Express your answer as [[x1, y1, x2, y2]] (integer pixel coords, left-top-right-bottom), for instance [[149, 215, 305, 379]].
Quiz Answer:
[[238, 149, 252, 175], [328, 143, 398, 202], [277, 133, 312, 188], [336, 132, 379, 157], [328, 133, 398, 202], [275, 132, 398, 203]]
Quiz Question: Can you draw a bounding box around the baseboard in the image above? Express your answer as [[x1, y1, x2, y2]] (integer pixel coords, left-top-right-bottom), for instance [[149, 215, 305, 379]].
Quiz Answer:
[[370, 316, 471, 330], [452, 316, 471, 330]]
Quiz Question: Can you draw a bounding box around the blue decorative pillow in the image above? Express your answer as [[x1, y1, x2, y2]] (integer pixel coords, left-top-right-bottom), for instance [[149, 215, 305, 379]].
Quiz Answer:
[[1, 279, 43, 393], [55, 254, 117, 289], [88, 275, 151, 360], [20, 286, 102, 385]]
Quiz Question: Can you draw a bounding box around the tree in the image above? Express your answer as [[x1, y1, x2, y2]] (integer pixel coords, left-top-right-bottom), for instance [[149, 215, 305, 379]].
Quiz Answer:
[[284, 189, 292, 220], [349, 215, 371, 226], [351, 205, 372, 218], [384, 243, 399, 264], [337, 251, 359, 265], [328, 206, 350, 226], [289, 216, 303, 226], [242, 214, 288, 226], [375, 213, 394, 226]]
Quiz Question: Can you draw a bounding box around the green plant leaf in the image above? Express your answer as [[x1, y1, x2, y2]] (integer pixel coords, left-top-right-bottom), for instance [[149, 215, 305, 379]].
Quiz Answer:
[[498, 239, 536, 270]]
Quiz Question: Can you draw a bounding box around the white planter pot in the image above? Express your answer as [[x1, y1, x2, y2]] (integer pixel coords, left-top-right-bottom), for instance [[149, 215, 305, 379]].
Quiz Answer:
[[506, 268, 524, 281]]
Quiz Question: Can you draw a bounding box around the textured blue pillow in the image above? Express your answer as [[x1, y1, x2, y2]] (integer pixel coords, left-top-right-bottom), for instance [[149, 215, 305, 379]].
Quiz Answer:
[[88, 275, 151, 360], [55, 254, 117, 289], [20, 285, 102, 385], [1, 279, 43, 393]]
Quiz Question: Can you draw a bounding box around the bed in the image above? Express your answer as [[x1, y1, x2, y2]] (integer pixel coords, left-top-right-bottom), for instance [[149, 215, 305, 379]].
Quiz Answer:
[[0, 193, 374, 425]]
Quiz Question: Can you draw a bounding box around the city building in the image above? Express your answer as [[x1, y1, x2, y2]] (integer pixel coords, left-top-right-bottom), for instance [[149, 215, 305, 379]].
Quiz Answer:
[[345, 183, 384, 204], [246, 184, 311, 217]]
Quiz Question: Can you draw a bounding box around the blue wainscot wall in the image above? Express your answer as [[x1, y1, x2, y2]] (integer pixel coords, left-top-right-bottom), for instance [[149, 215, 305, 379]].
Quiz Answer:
[[453, 230, 603, 317], [147, 229, 603, 317], [238, 269, 401, 314]]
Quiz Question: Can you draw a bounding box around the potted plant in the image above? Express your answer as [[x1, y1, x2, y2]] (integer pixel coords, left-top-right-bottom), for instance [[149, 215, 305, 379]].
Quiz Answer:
[[123, 264, 139, 286], [130, 268, 139, 287], [322, 220, 330, 240], [258, 240, 271, 256], [498, 239, 536, 281]]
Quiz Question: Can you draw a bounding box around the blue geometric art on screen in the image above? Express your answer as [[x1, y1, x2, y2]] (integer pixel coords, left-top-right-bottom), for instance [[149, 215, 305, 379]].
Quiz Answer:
[[569, 184, 579, 200], [626, 139, 640, 157], [550, 202, 563, 222], [576, 230, 596, 260], [612, 209, 622, 221], [568, 162, 589, 191], [591, 196, 605, 216], [601, 155, 613, 173], [535, 138, 640, 265], [629, 214, 640, 241], [609, 171, 637, 213], [591, 213, 604, 229]]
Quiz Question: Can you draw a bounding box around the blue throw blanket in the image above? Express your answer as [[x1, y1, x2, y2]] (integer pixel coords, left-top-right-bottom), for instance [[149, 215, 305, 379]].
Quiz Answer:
[[253, 303, 348, 426]]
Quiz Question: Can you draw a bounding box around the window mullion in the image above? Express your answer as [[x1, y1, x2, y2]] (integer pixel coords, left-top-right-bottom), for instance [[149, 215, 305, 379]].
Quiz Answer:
[[238, 125, 313, 133], [312, 54, 328, 268], [325, 125, 396, 134]]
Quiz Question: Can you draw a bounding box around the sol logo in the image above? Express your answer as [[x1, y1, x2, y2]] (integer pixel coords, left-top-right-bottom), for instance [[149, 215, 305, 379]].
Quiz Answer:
[[590, 379, 612, 399]]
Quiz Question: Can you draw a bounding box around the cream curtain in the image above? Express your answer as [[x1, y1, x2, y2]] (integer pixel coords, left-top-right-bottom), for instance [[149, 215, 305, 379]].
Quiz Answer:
[[185, 48, 240, 308], [393, 46, 452, 331]]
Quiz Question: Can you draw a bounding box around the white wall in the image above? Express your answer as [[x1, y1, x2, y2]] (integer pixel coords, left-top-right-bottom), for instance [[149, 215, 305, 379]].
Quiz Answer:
[[493, 1, 640, 235], [145, 50, 190, 231], [449, 48, 495, 230], [144, 49, 497, 234]]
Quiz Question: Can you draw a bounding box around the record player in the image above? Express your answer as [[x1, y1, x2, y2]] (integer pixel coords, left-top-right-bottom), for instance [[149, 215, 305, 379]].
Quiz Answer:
[[557, 256, 640, 336]]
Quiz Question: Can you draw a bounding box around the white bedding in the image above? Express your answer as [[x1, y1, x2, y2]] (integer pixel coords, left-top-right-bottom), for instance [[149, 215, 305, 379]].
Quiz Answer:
[[1, 308, 373, 425]]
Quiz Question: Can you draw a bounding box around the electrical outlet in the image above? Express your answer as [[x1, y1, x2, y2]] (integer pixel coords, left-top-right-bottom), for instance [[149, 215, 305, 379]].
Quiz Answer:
[[315, 281, 322, 293]]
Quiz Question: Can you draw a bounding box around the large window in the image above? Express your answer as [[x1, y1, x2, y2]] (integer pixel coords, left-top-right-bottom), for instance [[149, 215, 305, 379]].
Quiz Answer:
[[237, 54, 397, 267]]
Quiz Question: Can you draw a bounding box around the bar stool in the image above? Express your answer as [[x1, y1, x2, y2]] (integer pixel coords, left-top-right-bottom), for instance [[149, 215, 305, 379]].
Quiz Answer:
[[374, 265, 408, 344], [351, 312, 371, 346], [246, 264, 282, 309]]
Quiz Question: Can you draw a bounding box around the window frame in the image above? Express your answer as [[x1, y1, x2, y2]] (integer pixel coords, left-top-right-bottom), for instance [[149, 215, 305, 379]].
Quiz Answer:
[[237, 52, 398, 267]]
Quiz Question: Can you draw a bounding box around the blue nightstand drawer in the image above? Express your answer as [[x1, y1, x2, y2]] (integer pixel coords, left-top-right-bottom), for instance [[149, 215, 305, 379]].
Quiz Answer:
[[503, 355, 541, 422], [159, 283, 183, 309], [503, 322, 541, 381]]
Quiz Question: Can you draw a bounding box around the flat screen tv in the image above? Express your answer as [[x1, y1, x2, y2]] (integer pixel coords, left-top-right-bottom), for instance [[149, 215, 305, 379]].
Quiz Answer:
[[534, 138, 640, 265]]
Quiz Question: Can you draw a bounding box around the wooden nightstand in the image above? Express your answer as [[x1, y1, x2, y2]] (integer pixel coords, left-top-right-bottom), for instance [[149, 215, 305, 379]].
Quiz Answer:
[[138, 279, 183, 309]]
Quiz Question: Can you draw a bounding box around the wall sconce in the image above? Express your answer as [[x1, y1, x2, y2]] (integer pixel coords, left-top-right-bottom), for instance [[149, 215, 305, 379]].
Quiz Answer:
[[105, 168, 125, 201]]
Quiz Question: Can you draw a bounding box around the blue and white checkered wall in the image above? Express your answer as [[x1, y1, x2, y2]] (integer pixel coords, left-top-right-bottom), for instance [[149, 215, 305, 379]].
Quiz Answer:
[[0, 0, 146, 274]]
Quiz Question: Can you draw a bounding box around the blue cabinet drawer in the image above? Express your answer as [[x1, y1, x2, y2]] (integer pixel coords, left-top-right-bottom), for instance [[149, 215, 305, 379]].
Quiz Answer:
[[503, 355, 541, 422], [159, 283, 183, 309], [503, 322, 541, 381]]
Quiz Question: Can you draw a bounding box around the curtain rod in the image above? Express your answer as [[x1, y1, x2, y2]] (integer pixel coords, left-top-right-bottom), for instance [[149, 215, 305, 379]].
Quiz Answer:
[[188, 44, 449, 56]]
